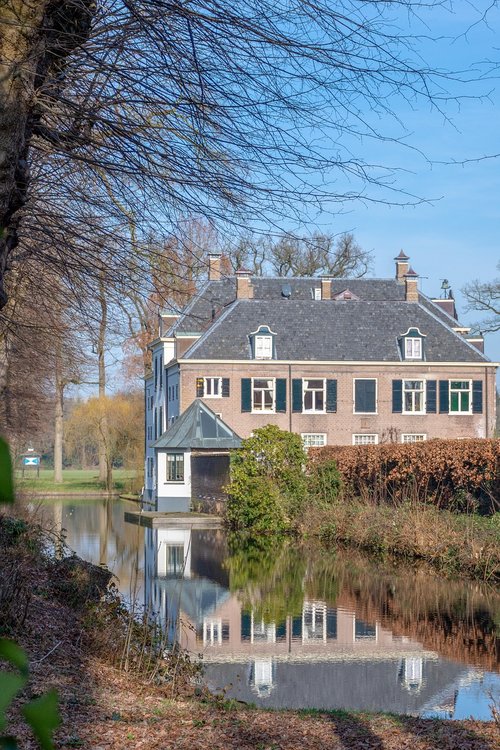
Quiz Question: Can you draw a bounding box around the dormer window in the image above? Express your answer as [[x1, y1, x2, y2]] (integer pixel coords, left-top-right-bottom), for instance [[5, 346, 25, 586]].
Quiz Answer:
[[400, 327, 425, 361], [250, 325, 276, 359], [255, 334, 273, 359], [405, 337, 422, 359]]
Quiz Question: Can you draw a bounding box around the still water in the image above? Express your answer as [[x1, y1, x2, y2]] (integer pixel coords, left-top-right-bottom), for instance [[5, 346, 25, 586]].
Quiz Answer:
[[25, 497, 500, 720]]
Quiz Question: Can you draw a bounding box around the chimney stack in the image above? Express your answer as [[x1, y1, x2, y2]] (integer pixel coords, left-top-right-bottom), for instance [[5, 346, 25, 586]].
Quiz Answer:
[[395, 250, 410, 282], [236, 268, 253, 299], [404, 267, 419, 302], [208, 251, 222, 281], [321, 276, 332, 300]]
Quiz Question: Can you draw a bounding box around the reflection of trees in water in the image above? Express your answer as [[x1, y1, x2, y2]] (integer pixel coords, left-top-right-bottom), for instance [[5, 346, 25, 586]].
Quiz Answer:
[[37, 498, 144, 595], [224, 536, 499, 670], [331, 553, 499, 672], [225, 535, 305, 624]]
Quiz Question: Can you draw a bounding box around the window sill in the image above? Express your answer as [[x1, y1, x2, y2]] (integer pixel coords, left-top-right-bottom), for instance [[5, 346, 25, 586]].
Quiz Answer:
[[449, 411, 473, 416], [166, 480, 185, 484], [353, 412, 378, 415], [402, 411, 426, 416], [251, 410, 276, 414], [302, 410, 327, 415]]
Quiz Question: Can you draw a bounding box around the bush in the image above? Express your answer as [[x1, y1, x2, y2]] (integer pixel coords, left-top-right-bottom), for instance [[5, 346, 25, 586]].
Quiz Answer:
[[309, 438, 500, 511], [225, 425, 307, 531], [307, 459, 342, 507]]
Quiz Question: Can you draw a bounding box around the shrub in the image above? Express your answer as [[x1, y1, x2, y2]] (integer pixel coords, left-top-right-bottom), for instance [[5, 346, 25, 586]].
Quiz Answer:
[[307, 459, 342, 507], [309, 438, 500, 511], [225, 425, 307, 531]]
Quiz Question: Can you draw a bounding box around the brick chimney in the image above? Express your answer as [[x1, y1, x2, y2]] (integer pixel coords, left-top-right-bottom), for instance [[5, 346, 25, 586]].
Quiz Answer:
[[431, 290, 458, 321], [236, 268, 253, 299], [395, 250, 410, 282], [321, 276, 332, 300], [208, 251, 222, 281], [404, 267, 419, 302]]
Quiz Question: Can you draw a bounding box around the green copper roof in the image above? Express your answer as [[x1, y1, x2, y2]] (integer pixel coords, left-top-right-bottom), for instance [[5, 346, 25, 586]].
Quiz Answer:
[[153, 399, 242, 450]]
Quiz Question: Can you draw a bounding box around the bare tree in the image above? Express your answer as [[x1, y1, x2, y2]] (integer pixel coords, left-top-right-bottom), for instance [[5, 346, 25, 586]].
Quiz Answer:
[[1, 0, 492, 312], [225, 231, 371, 277], [462, 263, 500, 334]]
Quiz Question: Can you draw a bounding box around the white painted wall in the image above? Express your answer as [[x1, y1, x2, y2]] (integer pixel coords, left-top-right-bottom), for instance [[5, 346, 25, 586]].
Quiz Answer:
[[156, 449, 191, 512], [156, 528, 192, 578], [144, 377, 155, 495], [144, 341, 180, 504]]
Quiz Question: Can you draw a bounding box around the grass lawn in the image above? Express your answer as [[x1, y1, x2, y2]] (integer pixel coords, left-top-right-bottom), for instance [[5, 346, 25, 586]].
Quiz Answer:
[[15, 467, 140, 494]]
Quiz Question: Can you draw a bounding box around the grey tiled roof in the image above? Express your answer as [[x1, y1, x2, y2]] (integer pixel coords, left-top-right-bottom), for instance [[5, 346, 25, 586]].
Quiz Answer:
[[165, 278, 237, 335], [166, 276, 466, 336], [153, 398, 242, 449], [183, 299, 488, 362]]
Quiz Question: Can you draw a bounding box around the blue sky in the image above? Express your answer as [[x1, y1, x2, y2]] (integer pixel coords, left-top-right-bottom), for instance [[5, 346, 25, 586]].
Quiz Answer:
[[314, 3, 500, 364]]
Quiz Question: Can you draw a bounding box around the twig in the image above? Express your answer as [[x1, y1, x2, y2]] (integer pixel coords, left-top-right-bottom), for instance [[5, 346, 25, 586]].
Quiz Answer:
[[32, 640, 63, 666]]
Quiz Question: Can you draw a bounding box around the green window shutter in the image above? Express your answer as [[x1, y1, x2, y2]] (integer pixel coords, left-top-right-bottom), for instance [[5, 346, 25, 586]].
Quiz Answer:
[[241, 378, 251, 412], [276, 378, 287, 413], [222, 378, 230, 397], [326, 379, 337, 413], [292, 379, 302, 412], [392, 380, 402, 413], [439, 380, 449, 413], [426, 380, 437, 413], [355, 379, 376, 413], [472, 380, 483, 413], [196, 378, 204, 397]]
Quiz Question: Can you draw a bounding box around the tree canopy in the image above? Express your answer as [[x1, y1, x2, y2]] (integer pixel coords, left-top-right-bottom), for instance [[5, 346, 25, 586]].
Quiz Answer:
[[1, 1, 493, 309]]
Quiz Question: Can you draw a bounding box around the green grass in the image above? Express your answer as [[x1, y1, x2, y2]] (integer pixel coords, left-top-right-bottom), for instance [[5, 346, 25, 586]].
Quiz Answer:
[[15, 468, 139, 494]]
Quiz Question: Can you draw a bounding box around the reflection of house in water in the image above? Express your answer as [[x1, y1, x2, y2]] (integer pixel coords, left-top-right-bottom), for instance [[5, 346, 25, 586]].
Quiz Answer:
[[143, 525, 477, 714]]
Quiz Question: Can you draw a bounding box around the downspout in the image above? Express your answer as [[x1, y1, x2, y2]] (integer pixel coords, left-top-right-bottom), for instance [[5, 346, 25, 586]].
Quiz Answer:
[[484, 366, 489, 438], [288, 363, 292, 432]]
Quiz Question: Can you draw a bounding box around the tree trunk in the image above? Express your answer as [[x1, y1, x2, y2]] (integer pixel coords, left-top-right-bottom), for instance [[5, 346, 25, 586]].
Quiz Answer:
[[0, 0, 94, 309], [97, 272, 112, 488], [54, 348, 64, 483]]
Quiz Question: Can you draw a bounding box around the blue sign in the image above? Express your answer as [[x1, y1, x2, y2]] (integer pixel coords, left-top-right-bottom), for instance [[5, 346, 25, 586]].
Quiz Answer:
[[23, 456, 40, 466]]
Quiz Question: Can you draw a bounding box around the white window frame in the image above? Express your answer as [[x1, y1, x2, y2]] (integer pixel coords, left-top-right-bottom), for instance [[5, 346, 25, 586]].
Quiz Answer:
[[251, 377, 276, 413], [402, 379, 426, 415], [353, 378, 378, 415], [301, 433, 327, 450], [401, 434, 427, 444], [313, 287, 321, 300], [302, 378, 326, 413], [404, 337, 422, 360], [352, 434, 379, 445], [449, 380, 472, 414], [166, 452, 184, 482], [203, 376, 222, 398], [254, 335, 273, 360]]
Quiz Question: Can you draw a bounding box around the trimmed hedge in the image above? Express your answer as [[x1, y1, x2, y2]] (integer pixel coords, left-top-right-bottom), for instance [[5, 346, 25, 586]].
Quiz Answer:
[[309, 438, 500, 511]]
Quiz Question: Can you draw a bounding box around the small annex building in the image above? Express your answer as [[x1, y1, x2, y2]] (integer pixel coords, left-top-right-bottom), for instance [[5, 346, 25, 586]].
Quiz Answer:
[[149, 398, 242, 512]]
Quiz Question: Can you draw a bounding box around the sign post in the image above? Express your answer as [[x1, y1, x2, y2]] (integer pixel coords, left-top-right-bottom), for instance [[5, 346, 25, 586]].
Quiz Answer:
[[21, 449, 41, 478]]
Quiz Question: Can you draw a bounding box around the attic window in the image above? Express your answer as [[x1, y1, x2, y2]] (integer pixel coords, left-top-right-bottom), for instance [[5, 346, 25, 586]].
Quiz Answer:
[[250, 325, 276, 360], [313, 287, 321, 300], [333, 288, 359, 301], [400, 327, 425, 361], [405, 338, 422, 359]]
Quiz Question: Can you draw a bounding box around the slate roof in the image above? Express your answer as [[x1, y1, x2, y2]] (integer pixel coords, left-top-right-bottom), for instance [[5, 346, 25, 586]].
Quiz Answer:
[[152, 399, 242, 449], [164, 275, 469, 338], [204, 658, 469, 714], [182, 299, 489, 362]]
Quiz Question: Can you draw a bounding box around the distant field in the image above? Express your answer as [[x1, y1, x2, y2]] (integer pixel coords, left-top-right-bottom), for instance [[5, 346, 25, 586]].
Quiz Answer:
[[15, 468, 140, 494]]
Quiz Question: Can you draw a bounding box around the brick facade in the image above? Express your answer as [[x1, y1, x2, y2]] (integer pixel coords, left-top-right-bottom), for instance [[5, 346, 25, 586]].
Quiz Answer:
[[178, 361, 496, 443]]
